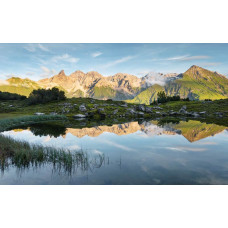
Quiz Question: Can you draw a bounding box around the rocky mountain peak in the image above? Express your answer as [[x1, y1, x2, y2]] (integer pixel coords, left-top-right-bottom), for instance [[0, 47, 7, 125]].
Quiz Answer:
[[185, 65, 206, 77], [58, 70, 66, 76], [70, 70, 85, 78], [87, 71, 102, 76]]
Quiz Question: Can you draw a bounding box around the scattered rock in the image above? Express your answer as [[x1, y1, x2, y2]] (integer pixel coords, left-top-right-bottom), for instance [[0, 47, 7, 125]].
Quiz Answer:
[[214, 112, 223, 117], [34, 112, 45, 116], [137, 104, 145, 112], [120, 103, 128, 107], [179, 105, 187, 114], [127, 108, 137, 115], [79, 104, 87, 112], [154, 106, 163, 110], [138, 112, 144, 116], [74, 114, 87, 119], [192, 112, 199, 117]]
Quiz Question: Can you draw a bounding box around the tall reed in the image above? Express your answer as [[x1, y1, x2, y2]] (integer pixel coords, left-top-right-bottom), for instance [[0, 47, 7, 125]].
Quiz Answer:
[[0, 134, 105, 175]]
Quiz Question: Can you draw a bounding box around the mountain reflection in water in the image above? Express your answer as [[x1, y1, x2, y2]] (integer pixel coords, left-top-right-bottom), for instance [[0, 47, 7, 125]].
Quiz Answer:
[[0, 119, 228, 184], [12, 120, 227, 142]]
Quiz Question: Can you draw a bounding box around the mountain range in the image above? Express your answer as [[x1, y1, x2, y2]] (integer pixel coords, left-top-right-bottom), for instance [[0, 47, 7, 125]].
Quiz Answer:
[[0, 65, 228, 104]]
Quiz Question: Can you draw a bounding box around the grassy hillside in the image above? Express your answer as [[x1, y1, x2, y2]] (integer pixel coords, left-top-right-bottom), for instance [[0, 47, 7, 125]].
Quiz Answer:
[[126, 84, 164, 105], [127, 66, 228, 104], [92, 86, 135, 100], [0, 77, 40, 97]]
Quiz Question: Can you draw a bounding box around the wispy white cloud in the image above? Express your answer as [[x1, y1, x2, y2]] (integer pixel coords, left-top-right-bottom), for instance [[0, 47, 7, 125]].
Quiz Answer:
[[37, 44, 49, 52], [40, 66, 56, 78], [24, 43, 50, 52], [52, 54, 79, 63], [91, 52, 102, 58], [152, 55, 210, 62], [166, 146, 207, 152], [180, 55, 210, 61], [102, 55, 135, 68], [165, 55, 190, 61], [102, 139, 135, 151]]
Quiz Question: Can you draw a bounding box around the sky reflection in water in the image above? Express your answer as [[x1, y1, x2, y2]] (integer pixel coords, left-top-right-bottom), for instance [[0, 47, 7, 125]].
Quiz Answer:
[[1, 120, 228, 185]]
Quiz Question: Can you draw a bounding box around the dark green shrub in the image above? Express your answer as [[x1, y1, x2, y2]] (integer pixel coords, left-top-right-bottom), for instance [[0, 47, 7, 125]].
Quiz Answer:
[[27, 87, 66, 105], [0, 91, 26, 100]]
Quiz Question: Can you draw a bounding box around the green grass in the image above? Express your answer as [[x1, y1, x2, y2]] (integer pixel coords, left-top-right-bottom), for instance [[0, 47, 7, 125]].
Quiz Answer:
[[0, 134, 105, 174], [0, 97, 136, 117], [126, 84, 164, 105], [92, 86, 133, 100], [0, 97, 228, 126]]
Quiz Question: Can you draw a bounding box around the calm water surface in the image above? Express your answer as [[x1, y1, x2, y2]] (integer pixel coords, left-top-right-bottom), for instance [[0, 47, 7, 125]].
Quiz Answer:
[[1, 119, 228, 184]]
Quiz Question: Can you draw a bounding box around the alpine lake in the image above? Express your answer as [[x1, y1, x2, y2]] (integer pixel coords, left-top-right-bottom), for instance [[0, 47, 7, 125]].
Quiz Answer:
[[0, 114, 227, 185]]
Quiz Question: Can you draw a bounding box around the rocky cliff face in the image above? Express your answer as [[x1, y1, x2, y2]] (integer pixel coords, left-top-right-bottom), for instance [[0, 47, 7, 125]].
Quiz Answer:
[[38, 70, 151, 100]]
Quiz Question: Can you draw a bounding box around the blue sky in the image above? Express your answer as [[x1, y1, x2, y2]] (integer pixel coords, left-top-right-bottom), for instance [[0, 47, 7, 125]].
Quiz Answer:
[[0, 43, 228, 81]]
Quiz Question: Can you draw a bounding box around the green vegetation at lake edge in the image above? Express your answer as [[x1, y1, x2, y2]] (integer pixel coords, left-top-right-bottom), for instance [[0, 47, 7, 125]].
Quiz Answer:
[[0, 115, 67, 132], [0, 134, 105, 174]]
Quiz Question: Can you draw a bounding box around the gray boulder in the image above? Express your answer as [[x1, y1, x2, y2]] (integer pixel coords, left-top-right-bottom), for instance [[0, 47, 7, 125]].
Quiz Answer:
[[127, 108, 137, 115], [121, 103, 128, 107], [138, 112, 144, 116], [34, 112, 45, 116], [193, 112, 199, 117], [137, 104, 145, 112], [179, 105, 187, 114], [79, 104, 87, 112], [154, 106, 163, 110], [74, 114, 86, 119]]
